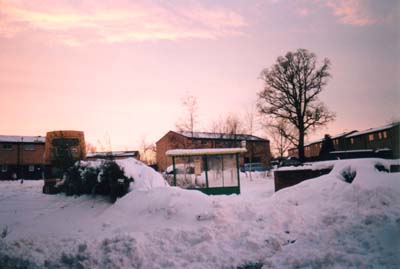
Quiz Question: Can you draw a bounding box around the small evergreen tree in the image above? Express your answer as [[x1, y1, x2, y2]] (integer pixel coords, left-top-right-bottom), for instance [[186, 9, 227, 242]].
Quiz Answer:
[[319, 134, 334, 160]]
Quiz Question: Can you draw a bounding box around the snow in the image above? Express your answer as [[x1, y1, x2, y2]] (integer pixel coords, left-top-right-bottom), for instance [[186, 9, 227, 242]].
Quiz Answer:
[[177, 131, 266, 141], [166, 147, 247, 156], [304, 130, 357, 147], [87, 151, 139, 158], [80, 157, 168, 191], [1, 158, 399, 268], [0, 135, 45, 143], [346, 122, 398, 138]]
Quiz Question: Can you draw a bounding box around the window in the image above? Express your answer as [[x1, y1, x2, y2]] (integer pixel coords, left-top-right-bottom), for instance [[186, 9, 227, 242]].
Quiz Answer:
[[52, 138, 79, 147], [28, 165, 35, 172], [383, 131, 387, 139], [350, 138, 354, 145], [1, 165, 7, 172], [2, 144, 12, 150], [24, 144, 35, 151], [368, 134, 374, 141]]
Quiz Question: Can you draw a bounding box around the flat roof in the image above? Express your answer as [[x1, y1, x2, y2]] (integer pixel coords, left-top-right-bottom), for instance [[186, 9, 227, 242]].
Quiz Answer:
[[166, 148, 247, 157], [0, 135, 45, 143]]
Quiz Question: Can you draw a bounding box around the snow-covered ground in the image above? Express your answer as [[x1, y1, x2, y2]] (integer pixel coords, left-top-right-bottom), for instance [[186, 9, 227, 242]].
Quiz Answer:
[[0, 158, 399, 269]]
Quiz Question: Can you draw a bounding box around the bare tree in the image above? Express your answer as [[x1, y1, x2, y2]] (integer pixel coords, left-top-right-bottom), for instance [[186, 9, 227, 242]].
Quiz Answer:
[[224, 113, 244, 135], [207, 112, 245, 148], [175, 93, 199, 137], [242, 104, 261, 136], [85, 142, 97, 154], [139, 136, 156, 165], [258, 49, 335, 161], [265, 119, 295, 159]]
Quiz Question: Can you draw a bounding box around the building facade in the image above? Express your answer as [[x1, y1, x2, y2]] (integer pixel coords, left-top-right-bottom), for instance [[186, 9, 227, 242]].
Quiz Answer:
[[156, 131, 272, 172], [0, 136, 47, 180], [288, 122, 400, 160]]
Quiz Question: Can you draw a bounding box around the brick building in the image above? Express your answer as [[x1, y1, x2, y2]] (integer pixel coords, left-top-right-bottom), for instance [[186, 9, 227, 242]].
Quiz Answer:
[[0, 135, 47, 180], [288, 122, 400, 160], [156, 131, 272, 172]]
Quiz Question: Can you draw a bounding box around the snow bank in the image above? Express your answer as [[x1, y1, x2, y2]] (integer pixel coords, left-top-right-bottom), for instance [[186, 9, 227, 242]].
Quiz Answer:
[[81, 158, 168, 191], [115, 158, 168, 191], [0, 158, 399, 269], [264, 159, 400, 268]]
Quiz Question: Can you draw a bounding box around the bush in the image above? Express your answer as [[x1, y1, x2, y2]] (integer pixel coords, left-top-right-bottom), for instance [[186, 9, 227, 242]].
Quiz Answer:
[[59, 160, 133, 202], [341, 166, 356, 183]]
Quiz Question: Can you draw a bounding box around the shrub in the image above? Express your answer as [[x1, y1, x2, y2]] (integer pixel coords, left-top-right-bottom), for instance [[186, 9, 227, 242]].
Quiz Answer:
[[341, 166, 356, 183], [59, 160, 133, 202]]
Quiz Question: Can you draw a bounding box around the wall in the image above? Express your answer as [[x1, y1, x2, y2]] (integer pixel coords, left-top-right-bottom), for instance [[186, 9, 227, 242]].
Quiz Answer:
[[0, 142, 46, 179]]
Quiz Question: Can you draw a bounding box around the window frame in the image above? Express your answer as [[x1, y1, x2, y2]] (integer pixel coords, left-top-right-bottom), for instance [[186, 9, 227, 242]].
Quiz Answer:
[[1, 164, 7, 172], [368, 134, 374, 141], [2, 144, 13, 150], [28, 165, 35, 172]]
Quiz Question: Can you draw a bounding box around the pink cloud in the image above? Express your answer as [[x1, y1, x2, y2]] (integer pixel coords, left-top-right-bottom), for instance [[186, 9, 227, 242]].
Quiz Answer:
[[0, 0, 247, 46], [296, 7, 310, 17], [325, 0, 397, 26]]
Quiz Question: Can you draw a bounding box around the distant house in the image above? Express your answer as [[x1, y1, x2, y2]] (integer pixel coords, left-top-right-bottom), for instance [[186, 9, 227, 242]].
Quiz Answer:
[[0, 135, 46, 180], [288, 131, 357, 160], [86, 151, 140, 161], [288, 122, 400, 160], [156, 131, 271, 172], [341, 122, 399, 159]]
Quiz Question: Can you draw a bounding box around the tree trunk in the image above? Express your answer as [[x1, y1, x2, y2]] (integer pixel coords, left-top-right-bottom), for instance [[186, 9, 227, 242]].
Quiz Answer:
[[298, 129, 305, 162]]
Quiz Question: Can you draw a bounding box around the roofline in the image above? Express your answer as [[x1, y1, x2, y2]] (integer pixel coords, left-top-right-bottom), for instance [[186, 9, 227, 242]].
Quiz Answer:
[[346, 123, 399, 138], [304, 130, 358, 147], [175, 130, 269, 142], [0, 141, 45, 144], [166, 147, 247, 157], [0, 135, 45, 144], [155, 130, 187, 144]]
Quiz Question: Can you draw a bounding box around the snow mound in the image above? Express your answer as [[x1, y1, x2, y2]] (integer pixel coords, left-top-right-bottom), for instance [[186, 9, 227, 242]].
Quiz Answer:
[[115, 158, 168, 191], [1, 158, 399, 268], [81, 158, 168, 191]]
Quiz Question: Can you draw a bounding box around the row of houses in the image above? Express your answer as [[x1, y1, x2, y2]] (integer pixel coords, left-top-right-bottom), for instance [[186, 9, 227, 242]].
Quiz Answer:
[[1, 122, 397, 179], [288, 122, 400, 160], [0, 134, 140, 180], [0, 130, 271, 179], [0, 135, 47, 180]]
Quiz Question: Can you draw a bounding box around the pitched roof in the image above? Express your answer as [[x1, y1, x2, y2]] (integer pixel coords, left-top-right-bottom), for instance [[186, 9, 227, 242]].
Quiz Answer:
[[166, 147, 247, 157], [304, 130, 358, 147], [87, 151, 139, 158], [176, 131, 268, 141], [346, 123, 399, 138], [0, 135, 45, 143]]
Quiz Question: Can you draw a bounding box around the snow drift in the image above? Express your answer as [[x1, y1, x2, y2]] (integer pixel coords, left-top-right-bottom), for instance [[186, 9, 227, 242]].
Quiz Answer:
[[0, 158, 399, 269]]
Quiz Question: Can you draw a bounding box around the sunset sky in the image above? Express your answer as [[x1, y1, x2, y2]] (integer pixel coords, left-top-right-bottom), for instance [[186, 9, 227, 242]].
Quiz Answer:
[[1, 0, 399, 151]]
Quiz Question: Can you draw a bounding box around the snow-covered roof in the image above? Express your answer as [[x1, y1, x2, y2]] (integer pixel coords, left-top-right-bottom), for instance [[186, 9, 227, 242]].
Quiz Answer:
[[304, 130, 358, 147], [87, 151, 139, 158], [177, 131, 267, 141], [166, 148, 247, 157], [346, 123, 399, 138], [0, 135, 45, 143]]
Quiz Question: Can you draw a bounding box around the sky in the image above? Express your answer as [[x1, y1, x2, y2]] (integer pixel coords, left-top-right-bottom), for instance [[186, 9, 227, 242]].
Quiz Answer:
[[0, 0, 399, 151]]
